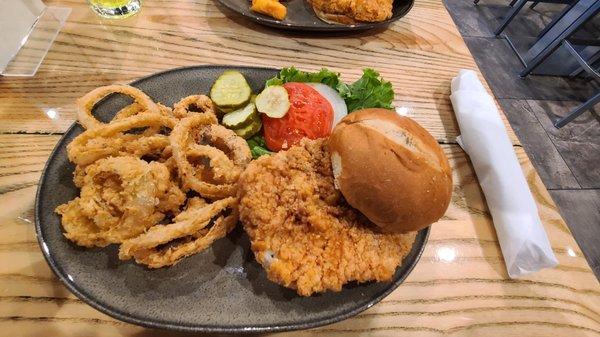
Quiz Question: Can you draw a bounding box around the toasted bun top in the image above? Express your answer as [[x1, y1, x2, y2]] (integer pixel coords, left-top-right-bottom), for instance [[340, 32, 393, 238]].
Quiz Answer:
[[329, 108, 452, 233]]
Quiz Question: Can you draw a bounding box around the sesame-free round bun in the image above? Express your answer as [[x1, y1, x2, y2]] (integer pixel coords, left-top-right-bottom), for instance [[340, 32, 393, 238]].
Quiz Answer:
[[329, 108, 452, 233]]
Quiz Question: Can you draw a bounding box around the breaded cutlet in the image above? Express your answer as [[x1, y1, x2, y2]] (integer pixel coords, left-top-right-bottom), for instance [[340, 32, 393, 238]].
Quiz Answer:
[[238, 138, 416, 296]]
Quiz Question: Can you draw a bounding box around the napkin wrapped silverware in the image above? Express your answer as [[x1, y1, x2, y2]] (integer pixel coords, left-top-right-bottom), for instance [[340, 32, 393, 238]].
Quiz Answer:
[[450, 69, 558, 278]]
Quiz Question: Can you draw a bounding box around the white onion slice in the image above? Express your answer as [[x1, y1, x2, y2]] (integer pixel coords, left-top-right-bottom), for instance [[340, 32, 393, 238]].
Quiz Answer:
[[307, 83, 348, 126]]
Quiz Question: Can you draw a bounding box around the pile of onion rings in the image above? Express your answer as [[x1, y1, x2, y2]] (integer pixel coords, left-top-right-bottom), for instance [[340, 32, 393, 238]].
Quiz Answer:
[[56, 85, 251, 268]]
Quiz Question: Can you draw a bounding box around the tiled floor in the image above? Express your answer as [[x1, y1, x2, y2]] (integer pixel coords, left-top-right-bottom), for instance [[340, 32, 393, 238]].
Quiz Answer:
[[444, 0, 600, 278]]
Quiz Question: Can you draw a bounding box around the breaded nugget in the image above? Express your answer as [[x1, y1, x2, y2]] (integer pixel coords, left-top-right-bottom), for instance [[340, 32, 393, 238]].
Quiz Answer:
[[238, 138, 416, 296], [311, 0, 393, 23]]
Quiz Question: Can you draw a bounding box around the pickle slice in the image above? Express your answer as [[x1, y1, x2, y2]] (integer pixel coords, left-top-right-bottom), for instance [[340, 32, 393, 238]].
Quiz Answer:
[[222, 102, 257, 129], [232, 115, 262, 139], [210, 70, 252, 109], [255, 85, 290, 118]]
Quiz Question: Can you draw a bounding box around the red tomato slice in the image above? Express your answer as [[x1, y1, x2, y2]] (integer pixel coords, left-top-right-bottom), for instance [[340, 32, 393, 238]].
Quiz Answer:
[[262, 82, 334, 151]]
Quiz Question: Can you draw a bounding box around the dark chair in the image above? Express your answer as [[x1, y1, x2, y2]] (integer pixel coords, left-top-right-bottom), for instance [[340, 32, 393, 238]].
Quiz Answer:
[[552, 39, 599, 127], [474, 0, 518, 7], [522, 31, 600, 127], [474, 0, 599, 127], [474, 0, 576, 36]]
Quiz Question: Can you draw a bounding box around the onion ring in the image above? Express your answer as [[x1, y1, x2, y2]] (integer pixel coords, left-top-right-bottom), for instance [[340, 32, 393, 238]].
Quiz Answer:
[[122, 134, 171, 159], [118, 197, 238, 268], [194, 124, 252, 167], [173, 95, 217, 119], [56, 157, 181, 247], [113, 102, 174, 135], [68, 113, 176, 166], [59, 86, 249, 267], [186, 144, 238, 182], [113, 102, 144, 121], [158, 103, 175, 117], [77, 85, 161, 129], [170, 114, 251, 199]]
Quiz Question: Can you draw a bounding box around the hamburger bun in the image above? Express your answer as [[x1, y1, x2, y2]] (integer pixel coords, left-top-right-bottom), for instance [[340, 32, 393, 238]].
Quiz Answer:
[[328, 108, 452, 233]]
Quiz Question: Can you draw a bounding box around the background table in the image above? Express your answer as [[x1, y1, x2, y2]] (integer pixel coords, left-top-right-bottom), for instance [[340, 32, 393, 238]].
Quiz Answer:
[[0, 0, 599, 336]]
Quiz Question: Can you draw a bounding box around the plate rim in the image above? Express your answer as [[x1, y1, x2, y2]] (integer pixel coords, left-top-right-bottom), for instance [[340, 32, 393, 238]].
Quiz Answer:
[[34, 64, 430, 333], [215, 0, 415, 31]]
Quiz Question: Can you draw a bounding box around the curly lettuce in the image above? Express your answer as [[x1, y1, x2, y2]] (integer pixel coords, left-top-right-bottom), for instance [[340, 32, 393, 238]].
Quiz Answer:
[[337, 69, 394, 112], [265, 67, 342, 88], [246, 134, 272, 159], [265, 67, 394, 112]]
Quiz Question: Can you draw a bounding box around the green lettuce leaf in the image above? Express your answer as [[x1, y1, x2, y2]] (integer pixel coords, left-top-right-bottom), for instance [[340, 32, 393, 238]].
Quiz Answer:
[[338, 69, 394, 112], [265, 67, 394, 113], [246, 134, 272, 159], [265, 67, 342, 88]]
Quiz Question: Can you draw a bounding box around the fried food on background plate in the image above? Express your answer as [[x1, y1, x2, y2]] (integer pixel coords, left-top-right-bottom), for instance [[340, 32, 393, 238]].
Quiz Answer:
[[238, 138, 416, 296], [251, 0, 287, 20], [310, 0, 393, 24]]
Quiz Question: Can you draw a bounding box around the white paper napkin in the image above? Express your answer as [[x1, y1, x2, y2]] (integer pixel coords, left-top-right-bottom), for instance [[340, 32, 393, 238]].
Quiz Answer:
[[450, 69, 558, 278]]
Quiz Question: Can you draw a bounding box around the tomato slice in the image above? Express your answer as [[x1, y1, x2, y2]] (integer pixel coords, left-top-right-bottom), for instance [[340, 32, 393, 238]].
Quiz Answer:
[[262, 82, 334, 151]]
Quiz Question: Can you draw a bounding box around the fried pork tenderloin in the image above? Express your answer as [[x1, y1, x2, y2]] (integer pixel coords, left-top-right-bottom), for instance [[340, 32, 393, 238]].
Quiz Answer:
[[238, 138, 416, 296]]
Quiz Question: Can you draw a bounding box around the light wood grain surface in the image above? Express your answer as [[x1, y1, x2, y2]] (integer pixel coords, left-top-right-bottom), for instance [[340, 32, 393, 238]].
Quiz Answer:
[[0, 0, 598, 336]]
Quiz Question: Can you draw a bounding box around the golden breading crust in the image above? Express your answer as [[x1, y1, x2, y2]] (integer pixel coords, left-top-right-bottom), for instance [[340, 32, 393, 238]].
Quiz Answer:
[[310, 0, 393, 23], [238, 138, 416, 296]]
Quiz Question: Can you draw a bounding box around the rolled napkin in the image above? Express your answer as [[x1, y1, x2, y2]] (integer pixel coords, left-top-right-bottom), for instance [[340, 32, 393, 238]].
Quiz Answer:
[[450, 69, 558, 278]]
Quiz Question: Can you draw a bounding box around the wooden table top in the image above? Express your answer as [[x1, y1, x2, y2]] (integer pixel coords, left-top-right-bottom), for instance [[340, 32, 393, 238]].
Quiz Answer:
[[1, 0, 598, 336]]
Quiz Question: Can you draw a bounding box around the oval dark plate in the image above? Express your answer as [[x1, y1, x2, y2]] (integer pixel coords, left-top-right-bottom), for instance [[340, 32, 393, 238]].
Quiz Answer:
[[216, 0, 414, 31], [35, 65, 430, 333]]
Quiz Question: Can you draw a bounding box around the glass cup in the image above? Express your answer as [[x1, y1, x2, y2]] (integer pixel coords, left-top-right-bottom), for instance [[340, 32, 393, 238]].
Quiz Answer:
[[87, 0, 141, 19]]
